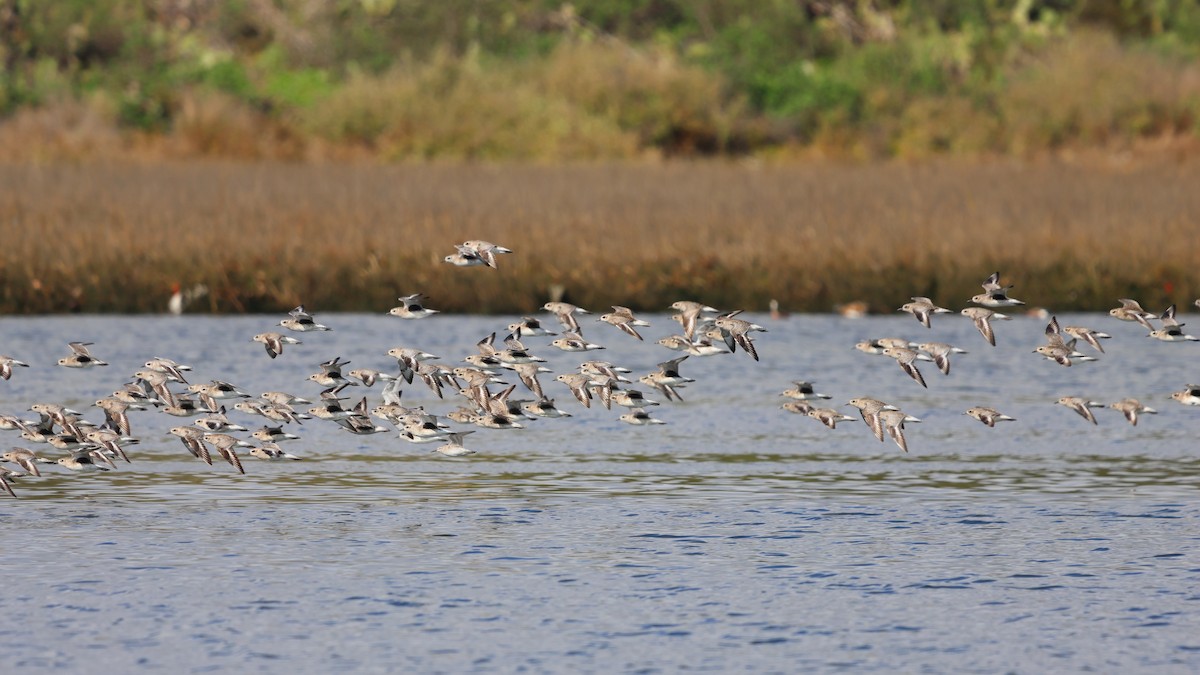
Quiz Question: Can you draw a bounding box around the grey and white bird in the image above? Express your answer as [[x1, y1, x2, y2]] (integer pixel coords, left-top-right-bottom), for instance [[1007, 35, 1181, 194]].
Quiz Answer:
[[278, 305, 331, 332], [1170, 384, 1200, 406], [1056, 396, 1105, 425], [1109, 398, 1157, 426], [1108, 298, 1155, 330], [0, 355, 30, 381], [253, 332, 301, 359], [970, 271, 1025, 307], [543, 302, 591, 334], [882, 347, 932, 388], [58, 342, 107, 368], [782, 381, 831, 401], [1148, 304, 1199, 341], [960, 307, 1011, 347], [879, 409, 921, 453], [599, 306, 650, 341], [915, 342, 968, 376], [964, 407, 1016, 427], [899, 297, 952, 329], [389, 293, 440, 320]]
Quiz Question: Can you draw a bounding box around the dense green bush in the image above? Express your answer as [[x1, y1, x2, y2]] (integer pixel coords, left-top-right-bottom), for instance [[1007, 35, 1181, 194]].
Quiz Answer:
[[1, 0, 1198, 160]]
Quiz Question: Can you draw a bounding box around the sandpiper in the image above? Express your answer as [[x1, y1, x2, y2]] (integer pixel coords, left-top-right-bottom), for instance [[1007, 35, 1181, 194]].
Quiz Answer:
[[85, 427, 134, 463], [970, 271, 1025, 307], [249, 442, 302, 461], [1035, 317, 1097, 367], [639, 356, 693, 402], [57, 451, 112, 472], [188, 380, 252, 411], [507, 316, 556, 338], [670, 300, 719, 340], [846, 397, 898, 442], [611, 388, 659, 409], [261, 391, 312, 407], [899, 297, 953, 329], [1062, 325, 1111, 353], [0, 355, 30, 381], [444, 243, 490, 267], [253, 332, 301, 359], [1108, 298, 1155, 330], [279, 305, 331, 332], [1056, 396, 1104, 425], [308, 356, 356, 388], [389, 293, 440, 320], [543, 302, 591, 334], [511, 362, 553, 398], [201, 432, 252, 474], [915, 342, 968, 376], [1109, 398, 1157, 426], [169, 426, 212, 464], [882, 347, 931, 388], [522, 397, 573, 418], [194, 406, 247, 433], [879, 409, 921, 453], [551, 332, 605, 352], [460, 240, 513, 268], [143, 357, 191, 384], [619, 408, 666, 425], [93, 397, 135, 436], [433, 431, 477, 456], [964, 407, 1016, 427], [711, 311, 767, 361], [1148, 304, 1199, 341], [854, 337, 911, 355], [961, 307, 1010, 347], [495, 336, 546, 365], [807, 407, 855, 429], [1170, 384, 1200, 406], [58, 342, 107, 368], [781, 381, 831, 401], [555, 373, 594, 408], [347, 368, 397, 387], [251, 425, 301, 443], [599, 306, 650, 341], [2, 448, 47, 477], [781, 400, 813, 415]]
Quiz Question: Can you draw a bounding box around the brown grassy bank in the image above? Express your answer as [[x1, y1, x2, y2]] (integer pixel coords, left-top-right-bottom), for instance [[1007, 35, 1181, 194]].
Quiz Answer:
[[0, 160, 1197, 315]]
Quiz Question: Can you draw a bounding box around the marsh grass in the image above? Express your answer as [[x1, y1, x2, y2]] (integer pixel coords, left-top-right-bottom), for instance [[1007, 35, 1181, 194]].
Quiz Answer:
[[0, 161, 1197, 315]]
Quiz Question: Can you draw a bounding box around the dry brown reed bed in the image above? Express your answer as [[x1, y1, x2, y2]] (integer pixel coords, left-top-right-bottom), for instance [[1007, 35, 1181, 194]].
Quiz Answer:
[[1, 160, 1198, 315]]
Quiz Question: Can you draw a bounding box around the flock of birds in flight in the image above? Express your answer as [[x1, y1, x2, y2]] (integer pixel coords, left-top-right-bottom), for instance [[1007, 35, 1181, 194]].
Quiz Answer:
[[2, 242, 1199, 498]]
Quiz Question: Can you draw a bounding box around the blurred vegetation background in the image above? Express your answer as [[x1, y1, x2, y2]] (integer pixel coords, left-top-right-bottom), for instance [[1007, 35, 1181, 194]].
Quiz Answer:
[[2, 0, 1199, 162]]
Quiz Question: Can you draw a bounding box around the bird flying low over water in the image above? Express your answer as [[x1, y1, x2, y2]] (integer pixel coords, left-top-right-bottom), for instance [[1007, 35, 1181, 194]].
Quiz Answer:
[[1056, 396, 1104, 425], [1147, 304, 1199, 341], [1171, 384, 1200, 406], [58, 342, 107, 369], [279, 305, 331, 332], [1108, 298, 1156, 330], [1109, 398, 1156, 426], [899, 297, 952, 329], [389, 293, 440, 320], [253, 332, 301, 359], [1, 355, 30, 381], [1035, 317, 1097, 367], [879, 409, 921, 453], [964, 407, 1015, 428], [970, 271, 1025, 307], [960, 307, 1010, 347], [599, 306, 650, 341]]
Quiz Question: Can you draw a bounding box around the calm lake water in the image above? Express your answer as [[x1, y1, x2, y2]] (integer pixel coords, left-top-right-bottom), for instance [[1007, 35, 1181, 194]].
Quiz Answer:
[[2, 313, 1198, 673]]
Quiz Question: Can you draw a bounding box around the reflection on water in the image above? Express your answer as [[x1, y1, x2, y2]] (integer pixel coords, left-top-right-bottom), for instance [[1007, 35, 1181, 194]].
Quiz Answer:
[[2, 315, 1199, 671]]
